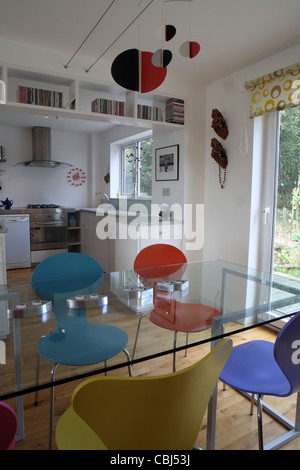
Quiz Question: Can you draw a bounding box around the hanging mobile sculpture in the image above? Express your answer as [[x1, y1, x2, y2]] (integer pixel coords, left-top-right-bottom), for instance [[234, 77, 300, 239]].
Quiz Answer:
[[111, 1, 200, 93]]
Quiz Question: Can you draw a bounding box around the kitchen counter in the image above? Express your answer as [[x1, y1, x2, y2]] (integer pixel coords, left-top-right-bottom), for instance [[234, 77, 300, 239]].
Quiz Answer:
[[79, 207, 183, 225], [0, 207, 76, 214]]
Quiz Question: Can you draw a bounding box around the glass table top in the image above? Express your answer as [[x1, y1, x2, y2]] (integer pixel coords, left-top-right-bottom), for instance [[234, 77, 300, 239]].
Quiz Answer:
[[1, 259, 300, 399]]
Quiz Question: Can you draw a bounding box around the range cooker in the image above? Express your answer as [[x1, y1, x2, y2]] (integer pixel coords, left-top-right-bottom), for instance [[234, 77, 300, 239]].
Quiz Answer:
[[28, 204, 69, 254]]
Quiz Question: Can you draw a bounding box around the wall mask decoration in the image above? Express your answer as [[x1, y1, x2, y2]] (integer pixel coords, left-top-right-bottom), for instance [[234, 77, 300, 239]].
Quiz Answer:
[[211, 108, 228, 140], [211, 108, 229, 189], [211, 138, 228, 189]]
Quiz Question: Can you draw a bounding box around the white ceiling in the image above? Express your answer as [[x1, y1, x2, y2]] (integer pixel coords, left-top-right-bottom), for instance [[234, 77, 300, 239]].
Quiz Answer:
[[1, 0, 300, 85]]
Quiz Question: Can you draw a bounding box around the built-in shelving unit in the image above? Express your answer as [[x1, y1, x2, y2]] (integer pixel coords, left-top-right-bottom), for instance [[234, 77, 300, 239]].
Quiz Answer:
[[0, 64, 185, 132], [67, 211, 81, 253]]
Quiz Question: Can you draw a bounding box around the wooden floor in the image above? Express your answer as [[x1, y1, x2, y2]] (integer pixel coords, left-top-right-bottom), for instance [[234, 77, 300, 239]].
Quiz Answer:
[[4, 268, 300, 451]]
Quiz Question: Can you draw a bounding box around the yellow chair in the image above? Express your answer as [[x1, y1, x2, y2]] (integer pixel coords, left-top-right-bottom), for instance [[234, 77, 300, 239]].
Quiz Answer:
[[56, 338, 232, 450]]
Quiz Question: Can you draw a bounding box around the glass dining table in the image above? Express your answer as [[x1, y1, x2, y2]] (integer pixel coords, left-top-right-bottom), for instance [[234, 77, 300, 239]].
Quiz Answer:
[[1, 259, 300, 450]]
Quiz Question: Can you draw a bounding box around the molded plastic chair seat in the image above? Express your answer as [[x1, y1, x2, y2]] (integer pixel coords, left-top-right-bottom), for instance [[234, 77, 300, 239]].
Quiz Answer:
[[220, 312, 300, 449], [38, 319, 128, 366], [220, 340, 291, 396], [0, 401, 17, 450], [151, 295, 221, 333], [56, 338, 232, 450]]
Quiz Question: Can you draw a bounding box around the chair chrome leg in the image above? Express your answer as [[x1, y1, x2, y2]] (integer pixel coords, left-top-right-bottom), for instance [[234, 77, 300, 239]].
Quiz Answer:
[[132, 314, 147, 361], [173, 331, 178, 372], [34, 336, 45, 406], [257, 394, 264, 450], [122, 348, 132, 376], [250, 394, 254, 415], [185, 333, 189, 357], [34, 353, 40, 405], [49, 363, 59, 450]]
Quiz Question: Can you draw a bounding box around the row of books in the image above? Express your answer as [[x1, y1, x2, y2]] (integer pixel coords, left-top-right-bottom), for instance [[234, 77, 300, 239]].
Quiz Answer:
[[166, 98, 184, 125], [91, 98, 125, 116], [137, 104, 163, 122], [17, 86, 63, 108]]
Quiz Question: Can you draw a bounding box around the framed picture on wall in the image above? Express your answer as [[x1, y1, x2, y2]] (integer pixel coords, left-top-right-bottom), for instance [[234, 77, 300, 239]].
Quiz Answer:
[[155, 145, 179, 181]]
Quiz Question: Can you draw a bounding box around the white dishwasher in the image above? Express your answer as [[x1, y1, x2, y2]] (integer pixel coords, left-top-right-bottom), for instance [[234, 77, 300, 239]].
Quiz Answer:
[[1, 214, 31, 269]]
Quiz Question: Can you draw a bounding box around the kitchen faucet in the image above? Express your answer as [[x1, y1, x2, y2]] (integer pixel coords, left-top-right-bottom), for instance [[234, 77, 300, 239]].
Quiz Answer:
[[95, 192, 110, 203]]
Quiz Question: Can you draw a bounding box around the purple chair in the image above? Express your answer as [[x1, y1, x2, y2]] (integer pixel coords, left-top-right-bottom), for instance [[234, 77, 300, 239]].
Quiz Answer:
[[0, 402, 17, 450], [220, 311, 300, 450]]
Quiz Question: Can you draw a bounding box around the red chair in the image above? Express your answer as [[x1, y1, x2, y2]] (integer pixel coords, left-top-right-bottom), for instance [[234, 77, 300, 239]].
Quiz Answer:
[[134, 244, 221, 371], [132, 244, 187, 360], [0, 402, 17, 450]]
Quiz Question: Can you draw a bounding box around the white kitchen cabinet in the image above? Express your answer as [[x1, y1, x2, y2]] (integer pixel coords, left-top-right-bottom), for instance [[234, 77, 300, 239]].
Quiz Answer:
[[81, 210, 184, 272], [81, 211, 110, 272], [138, 223, 183, 252]]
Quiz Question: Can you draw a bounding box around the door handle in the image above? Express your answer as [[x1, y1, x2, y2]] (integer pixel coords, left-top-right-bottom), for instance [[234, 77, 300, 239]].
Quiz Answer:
[[262, 207, 270, 224]]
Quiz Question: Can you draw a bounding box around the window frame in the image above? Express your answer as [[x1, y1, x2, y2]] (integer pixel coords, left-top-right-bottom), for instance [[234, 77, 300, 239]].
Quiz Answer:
[[121, 136, 153, 199]]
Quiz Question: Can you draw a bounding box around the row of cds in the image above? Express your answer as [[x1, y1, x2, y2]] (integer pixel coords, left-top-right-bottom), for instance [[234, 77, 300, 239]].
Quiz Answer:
[[17, 86, 63, 108], [91, 97, 184, 124], [16, 86, 184, 124], [91, 97, 125, 116], [137, 104, 163, 121]]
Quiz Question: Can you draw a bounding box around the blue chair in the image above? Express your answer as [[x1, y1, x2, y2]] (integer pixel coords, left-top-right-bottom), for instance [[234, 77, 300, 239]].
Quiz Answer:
[[32, 253, 131, 449], [220, 312, 300, 450]]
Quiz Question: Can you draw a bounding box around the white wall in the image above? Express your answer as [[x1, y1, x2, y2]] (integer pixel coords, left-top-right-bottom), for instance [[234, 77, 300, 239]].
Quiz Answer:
[[204, 41, 300, 266], [0, 126, 89, 208]]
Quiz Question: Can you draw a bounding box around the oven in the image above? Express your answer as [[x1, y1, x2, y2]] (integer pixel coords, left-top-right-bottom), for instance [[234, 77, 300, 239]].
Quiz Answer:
[[28, 204, 69, 263]]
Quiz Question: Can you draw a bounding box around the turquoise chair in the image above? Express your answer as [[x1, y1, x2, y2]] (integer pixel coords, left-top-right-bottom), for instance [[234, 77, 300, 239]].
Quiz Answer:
[[32, 252, 130, 449], [56, 338, 232, 450]]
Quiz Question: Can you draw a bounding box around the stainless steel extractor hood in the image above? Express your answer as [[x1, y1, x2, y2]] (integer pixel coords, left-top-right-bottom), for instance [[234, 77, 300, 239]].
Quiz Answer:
[[17, 127, 72, 168]]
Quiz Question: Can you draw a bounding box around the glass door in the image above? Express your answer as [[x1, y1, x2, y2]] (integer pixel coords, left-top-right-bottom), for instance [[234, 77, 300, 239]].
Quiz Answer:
[[273, 107, 300, 280]]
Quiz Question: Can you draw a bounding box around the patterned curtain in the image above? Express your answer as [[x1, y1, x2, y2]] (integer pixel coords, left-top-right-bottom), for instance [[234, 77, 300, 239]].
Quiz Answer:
[[244, 62, 300, 118]]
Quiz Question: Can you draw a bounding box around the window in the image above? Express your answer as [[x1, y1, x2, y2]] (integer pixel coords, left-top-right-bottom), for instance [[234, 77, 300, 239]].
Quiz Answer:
[[121, 137, 152, 198], [273, 107, 300, 279]]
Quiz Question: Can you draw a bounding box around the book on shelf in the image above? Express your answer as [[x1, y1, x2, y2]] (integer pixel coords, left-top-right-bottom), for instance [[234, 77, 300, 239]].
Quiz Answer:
[[91, 98, 125, 116], [165, 98, 184, 124], [17, 86, 63, 108], [137, 104, 163, 121]]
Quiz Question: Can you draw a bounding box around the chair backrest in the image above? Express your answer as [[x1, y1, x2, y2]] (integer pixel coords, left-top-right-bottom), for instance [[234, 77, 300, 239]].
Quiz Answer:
[[31, 252, 103, 282], [134, 244, 187, 279], [31, 253, 104, 315], [134, 244, 187, 269], [0, 401, 17, 450], [274, 311, 300, 395], [69, 338, 232, 450]]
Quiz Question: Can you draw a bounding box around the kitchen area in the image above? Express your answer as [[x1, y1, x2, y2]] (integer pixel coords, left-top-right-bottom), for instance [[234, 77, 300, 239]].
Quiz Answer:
[[0, 123, 184, 276], [0, 125, 87, 274]]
